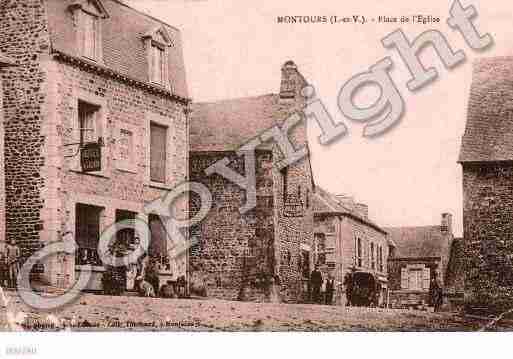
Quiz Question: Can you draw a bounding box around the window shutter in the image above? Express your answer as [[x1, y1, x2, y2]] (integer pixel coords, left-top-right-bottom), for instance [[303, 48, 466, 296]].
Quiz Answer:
[[400, 267, 408, 289], [422, 267, 430, 290], [150, 123, 167, 183]]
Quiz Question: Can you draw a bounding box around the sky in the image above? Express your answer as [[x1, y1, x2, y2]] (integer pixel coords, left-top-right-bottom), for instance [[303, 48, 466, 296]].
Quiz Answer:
[[126, 0, 513, 237]]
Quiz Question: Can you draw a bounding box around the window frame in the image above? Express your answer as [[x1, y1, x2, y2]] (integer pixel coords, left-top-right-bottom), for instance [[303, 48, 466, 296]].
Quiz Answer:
[[71, 93, 109, 177], [149, 122, 168, 184], [70, 1, 106, 63], [145, 113, 174, 188], [355, 236, 363, 268], [144, 29, 172, 90]]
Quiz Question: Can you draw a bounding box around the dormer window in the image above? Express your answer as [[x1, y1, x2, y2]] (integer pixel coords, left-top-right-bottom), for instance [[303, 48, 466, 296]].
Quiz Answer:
[[82, 11, 99, 60], [144, 27, 172, 89], [151, 42, 165, 85], [69, 0, 108, 62]]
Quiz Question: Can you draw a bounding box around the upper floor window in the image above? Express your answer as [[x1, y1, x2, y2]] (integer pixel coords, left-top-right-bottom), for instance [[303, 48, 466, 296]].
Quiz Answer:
[[379, 245, 384, 272], [144, 27, 172, 89], [151, 43, 165, 85], [355, 237, 362, 267], [370, 242, 375, 270], [78, 100, 99, 146], [150, 122, 168, 183], [82, 12, 99, 60], [70, 0, 108, 62]]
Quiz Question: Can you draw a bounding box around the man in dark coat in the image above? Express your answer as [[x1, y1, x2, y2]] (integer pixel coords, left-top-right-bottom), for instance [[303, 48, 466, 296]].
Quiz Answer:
[[325, 274, 335, 305], [343, 270, 354, 307], [429, 272, 443, 312], [310, 265, 323, 304]]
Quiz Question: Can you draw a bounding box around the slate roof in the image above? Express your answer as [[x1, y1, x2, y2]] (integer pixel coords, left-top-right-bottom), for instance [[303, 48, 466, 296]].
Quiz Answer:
[[313, 186, 387, 235], [190, 94, 280, 152], [459, 57, 513, 163], [45, 0, 188, 99], [384, 226, 451, 259]]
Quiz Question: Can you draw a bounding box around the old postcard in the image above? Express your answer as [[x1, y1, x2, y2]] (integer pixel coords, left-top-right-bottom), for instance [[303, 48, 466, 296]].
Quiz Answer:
[[0, 0, 511, 357]]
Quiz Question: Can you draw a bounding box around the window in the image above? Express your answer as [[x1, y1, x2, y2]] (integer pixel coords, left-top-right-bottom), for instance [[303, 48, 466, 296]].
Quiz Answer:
[[356, 237, 362, 267], [75, 203, 103, 266], [78, 101, 99, 146], [408, 269, 423, 291], [148, 214, 167, 257], [316, 236, 326, 265], [144, 27, 171, 89], [82, 12, 98, 60], [151, 43, 165, 85], [301, 250, 310, 279], [150, 122, 167, 183], [70, 0, 106, 61], [371, 242, 375, 270], [115, 210, 137, 252], [379, 246, 384, 272], [281, 167, 288, 202], [401, 265, 430, 291]]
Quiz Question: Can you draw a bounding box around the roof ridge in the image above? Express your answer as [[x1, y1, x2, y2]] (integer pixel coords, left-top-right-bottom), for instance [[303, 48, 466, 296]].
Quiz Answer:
[[107, 0, 181, 32], [192, 93, 278, 106]]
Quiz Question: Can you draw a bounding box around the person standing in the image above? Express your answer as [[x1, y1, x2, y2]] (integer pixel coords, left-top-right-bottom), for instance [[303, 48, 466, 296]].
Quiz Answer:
[[325, 274, 334, 305], [429, 272, 443, 312], [310, 265, 323, 304], [343, 271, 354, 307], [6, 240, 21, 289], [0, 250, 7, 287]]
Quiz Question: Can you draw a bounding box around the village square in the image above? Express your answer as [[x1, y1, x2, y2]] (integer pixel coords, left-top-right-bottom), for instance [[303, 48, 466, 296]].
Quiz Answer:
[[0, 0, 510, 332]]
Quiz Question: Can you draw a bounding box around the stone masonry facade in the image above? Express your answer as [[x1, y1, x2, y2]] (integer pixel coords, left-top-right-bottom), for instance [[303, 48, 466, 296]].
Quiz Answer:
[[461, 163, 513, 309], [189, 62, 314, 303], [459, 57, 513, 312], [0, 0, 190, 289]]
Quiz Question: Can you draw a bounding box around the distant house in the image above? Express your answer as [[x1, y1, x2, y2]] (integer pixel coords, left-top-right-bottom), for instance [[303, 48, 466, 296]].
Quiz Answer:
[[312, 186, 391, 306], [385, 213, 454, 309], [188, 61, 315, 303], [459, 57, 513, 311]]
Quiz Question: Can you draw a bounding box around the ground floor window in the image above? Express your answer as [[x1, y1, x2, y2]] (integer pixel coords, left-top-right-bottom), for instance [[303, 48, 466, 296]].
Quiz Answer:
[[75, 203, 103, 266], [115, 209, 137, 251], [401, 265, 430, 291], [148, 214, 170, 271]]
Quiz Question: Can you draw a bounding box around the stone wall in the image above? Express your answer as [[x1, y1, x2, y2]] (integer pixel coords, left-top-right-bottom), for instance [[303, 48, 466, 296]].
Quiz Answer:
[[462, 162, 513, 311], [42, 57, 188, 287], [387, 258, 440, 308], [272, 62, 315, 303], [0, 64, 5, 246], [189, 151, 275, 301], [0, 0, 189, 285], [0, 0, 51, 258]]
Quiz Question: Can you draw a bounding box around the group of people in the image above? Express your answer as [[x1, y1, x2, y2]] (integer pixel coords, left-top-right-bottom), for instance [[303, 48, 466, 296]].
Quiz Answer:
[[309, 265, 335, 305], [0, 239, 21, 289]]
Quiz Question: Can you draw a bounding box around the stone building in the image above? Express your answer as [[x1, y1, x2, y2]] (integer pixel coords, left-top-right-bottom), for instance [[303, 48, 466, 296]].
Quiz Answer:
[[312, 186, 390, 306], [459, 57, 513, 312], [0, 52, 15, 250], [385, 213, 454, 309], [189, 61, 315, 303], [0, 0, 189, 291]]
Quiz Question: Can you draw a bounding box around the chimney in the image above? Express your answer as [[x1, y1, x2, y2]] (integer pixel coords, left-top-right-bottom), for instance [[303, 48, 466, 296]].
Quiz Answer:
[[441, 212, 453, 235], [355, 203, 369, 219], [280, 60, 307, 100]]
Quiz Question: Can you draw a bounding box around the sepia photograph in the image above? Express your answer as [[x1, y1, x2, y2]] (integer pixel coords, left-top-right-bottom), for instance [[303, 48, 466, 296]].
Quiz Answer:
[[0, 0, 511, 357]]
